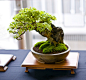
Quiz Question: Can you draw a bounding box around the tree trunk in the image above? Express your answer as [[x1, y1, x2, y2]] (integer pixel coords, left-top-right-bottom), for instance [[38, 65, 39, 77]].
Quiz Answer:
[[37, 24, 64, 46]]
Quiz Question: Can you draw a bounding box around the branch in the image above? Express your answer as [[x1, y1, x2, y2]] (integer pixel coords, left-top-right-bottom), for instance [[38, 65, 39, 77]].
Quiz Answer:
[[16, 31, 26, 40]]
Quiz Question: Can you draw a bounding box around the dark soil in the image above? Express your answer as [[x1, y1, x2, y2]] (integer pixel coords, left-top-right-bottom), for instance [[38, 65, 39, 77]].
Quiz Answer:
[[33, 46, 67, 54]]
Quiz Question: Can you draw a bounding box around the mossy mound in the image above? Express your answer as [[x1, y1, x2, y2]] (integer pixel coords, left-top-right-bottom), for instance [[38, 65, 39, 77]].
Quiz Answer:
[[34, 41, 46, 47], [34, 41, 67, 54]]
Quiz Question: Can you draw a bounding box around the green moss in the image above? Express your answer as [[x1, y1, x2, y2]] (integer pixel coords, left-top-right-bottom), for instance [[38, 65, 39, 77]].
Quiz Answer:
[[39, 41, 50, 50], [55, 43, 67, 52], [42, 43, 67, 54], [43, 45, 55, 54], [34, 41, 46, 47], [34, 41, 67, 54]]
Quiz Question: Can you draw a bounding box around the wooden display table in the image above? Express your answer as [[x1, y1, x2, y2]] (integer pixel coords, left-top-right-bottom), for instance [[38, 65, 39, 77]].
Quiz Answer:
[[21, 52, 79, 74], [0, 54, 16, 71]]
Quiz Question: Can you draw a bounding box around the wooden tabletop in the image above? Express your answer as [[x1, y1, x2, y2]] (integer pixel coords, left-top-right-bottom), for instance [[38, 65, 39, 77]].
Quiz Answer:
[[21, 52, 79, 69]]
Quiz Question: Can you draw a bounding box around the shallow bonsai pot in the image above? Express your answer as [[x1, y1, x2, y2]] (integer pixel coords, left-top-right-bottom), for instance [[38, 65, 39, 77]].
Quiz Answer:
[[31, 45, 70, 64]]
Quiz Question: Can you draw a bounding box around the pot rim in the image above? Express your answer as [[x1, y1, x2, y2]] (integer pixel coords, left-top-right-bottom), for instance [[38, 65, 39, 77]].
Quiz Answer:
[[31, 44, 70, 55]]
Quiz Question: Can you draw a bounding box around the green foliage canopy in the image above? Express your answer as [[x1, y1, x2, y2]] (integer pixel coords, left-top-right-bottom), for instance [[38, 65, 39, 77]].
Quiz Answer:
[[7, 7, 56, 40]]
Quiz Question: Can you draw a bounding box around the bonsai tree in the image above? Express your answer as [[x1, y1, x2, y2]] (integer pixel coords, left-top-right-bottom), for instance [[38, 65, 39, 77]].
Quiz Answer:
[[7, 7, 67, 54]]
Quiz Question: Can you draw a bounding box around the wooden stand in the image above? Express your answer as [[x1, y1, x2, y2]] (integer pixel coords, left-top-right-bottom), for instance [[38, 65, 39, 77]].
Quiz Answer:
[[0, 54, 16, 71], [21, 52, 79, 74]]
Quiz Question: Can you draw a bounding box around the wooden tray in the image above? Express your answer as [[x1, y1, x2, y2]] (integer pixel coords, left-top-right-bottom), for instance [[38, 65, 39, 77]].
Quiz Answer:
[[0, 54, 16, 71], [21, 52, 79, 74]]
